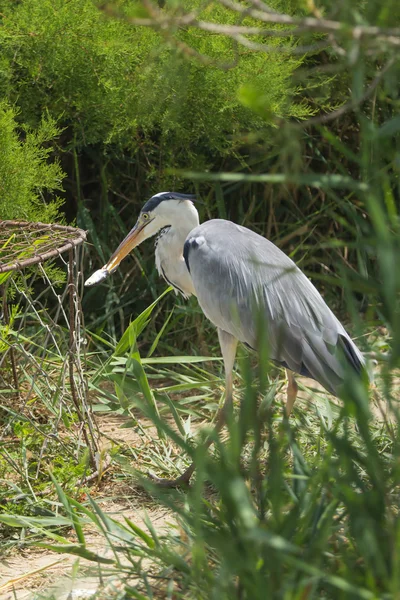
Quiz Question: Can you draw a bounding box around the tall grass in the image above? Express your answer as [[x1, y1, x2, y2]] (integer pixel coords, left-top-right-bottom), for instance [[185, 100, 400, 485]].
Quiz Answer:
[[0, 227, 397, 597], [1, 317, 396, 598]]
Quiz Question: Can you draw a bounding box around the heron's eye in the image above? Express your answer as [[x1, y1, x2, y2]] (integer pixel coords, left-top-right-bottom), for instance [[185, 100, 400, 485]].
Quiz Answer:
[[142, 213, 150, 221]]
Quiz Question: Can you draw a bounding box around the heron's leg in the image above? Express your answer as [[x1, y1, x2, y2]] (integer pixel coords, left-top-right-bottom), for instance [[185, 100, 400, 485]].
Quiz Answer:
[[149, 329, 238, 488], [285, 369, 298, 416], [215, 328, 238, 424]]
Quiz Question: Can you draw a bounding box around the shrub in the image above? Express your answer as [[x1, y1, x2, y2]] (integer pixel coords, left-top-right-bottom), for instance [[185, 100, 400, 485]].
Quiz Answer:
[[0, 101, 63, 222]]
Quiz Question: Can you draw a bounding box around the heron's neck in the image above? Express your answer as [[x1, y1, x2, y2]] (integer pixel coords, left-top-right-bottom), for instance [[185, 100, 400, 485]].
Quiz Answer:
[[155, 216, 199, 298]]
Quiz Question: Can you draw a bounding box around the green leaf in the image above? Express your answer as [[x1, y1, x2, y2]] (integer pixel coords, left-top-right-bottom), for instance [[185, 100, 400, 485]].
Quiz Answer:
[[176, 171, 369, 191], [147, 308, 174, 358], [49, 472, 85, 545], [158, 394, 186, 437], [124, 517, 156, 548], [0, 514, 71, 528], [114, 287, 171, 356], [37, 543, 115, 564], [377, 115, 400, 138], [142, 356, 221, 365]]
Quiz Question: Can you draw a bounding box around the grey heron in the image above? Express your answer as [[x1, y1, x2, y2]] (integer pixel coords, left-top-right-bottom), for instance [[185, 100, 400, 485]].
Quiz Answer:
[[86, 191, 367, 486]]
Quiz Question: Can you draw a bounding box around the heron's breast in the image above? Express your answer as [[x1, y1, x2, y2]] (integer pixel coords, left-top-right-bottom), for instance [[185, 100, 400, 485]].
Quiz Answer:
[[155, 231, 196, 298]]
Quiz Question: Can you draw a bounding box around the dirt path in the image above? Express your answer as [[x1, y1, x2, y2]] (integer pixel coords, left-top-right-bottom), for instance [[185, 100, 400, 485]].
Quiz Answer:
[[0, 414, 177, 600], [0, 502, 174, 599]]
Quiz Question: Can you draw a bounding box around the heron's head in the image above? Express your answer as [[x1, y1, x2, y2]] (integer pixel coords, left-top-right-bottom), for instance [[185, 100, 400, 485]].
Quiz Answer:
[[85, 192, 199, 286]]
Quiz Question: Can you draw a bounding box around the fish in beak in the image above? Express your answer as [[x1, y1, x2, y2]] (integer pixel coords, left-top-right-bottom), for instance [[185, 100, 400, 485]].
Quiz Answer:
[[85, 220, 147, 287]]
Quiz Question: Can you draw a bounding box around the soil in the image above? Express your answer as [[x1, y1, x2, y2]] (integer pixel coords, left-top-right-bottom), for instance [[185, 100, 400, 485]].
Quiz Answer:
[[0, 414, 177, 600], [0, 503, 174, 600]]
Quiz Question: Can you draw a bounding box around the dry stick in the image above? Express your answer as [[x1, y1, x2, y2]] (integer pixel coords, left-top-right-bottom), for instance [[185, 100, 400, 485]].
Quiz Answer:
[[0, 559, 68, 593], [68, 249, 98, 468], [0, 221, 86, 273], [127, 5, 400, 45], [1, 282, 19, 398], [80, 454, 112, 485], [73, 245, 102, 471], [232, 33, 329, 54], [214, 0, 400, 38], [0, 220, 85, 234]]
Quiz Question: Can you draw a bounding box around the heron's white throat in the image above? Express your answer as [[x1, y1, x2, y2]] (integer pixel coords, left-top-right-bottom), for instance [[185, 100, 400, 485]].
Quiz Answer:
[[154, 203, 199, 298]]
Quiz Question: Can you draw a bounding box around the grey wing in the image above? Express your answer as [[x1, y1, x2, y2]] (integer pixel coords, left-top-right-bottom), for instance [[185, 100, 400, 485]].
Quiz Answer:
[[184, 220, 366, 396]]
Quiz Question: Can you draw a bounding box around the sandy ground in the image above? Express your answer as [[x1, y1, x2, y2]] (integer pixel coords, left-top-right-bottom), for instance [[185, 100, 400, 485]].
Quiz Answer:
[[0, 414, 177, 600], [0, 503, 174, 600]]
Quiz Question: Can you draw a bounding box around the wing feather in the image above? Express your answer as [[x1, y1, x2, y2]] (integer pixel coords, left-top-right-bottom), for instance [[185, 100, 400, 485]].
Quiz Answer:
[[185, 220, 365, 396]]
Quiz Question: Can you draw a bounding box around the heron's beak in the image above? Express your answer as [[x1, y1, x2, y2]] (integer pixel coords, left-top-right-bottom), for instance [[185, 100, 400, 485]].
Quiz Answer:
[[105, 222, 147, 272], [85, 221, 147, 287]]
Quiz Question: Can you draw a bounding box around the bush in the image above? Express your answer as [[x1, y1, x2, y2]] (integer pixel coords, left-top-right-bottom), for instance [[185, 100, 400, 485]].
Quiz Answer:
[[0, 102, 63, 222], [0, 0, 309, 160]]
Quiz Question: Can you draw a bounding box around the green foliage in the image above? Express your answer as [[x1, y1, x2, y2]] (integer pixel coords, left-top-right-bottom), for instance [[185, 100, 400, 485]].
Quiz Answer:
[[0, 0, 308, 162], [0, 0, 315, 333], [1, 343, 398, 598], [0, 303, 18, 353], [0, 101, 63, 222]]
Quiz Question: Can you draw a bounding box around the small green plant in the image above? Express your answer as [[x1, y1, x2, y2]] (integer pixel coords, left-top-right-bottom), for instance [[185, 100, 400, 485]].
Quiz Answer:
[[0, 101, 63, 222]]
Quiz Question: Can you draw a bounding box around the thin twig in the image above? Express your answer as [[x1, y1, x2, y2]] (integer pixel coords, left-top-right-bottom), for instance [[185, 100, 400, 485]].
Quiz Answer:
[[0, 220, 86, 273], [80, 454, 112, 485], [215, 0, 400, 38], [123, 1, 400, 49], [296, 56, 396, 127], [68, 249, 97, 467], [233, 34, 329, 54]]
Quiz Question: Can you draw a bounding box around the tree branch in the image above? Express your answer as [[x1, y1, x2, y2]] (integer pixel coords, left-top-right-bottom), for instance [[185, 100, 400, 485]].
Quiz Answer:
[[105, 0, 400, 47]]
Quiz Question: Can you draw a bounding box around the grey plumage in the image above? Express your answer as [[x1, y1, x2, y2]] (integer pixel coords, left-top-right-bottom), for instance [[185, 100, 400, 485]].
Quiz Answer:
[[184, 219, 364, 396]]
